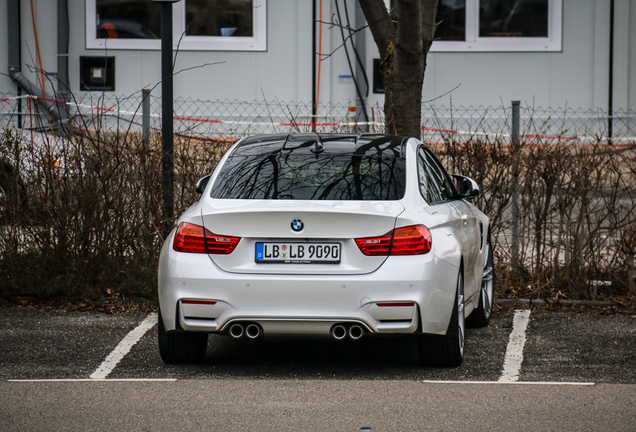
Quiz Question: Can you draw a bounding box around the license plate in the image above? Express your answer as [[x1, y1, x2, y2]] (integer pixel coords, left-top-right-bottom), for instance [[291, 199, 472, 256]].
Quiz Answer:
[[255, 242, 341, 264]]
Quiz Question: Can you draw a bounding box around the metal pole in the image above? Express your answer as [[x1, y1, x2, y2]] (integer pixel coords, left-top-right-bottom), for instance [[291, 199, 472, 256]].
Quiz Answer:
[[17, 86, 22, 129], [141, 87, 152, 252], [56, 0, 70, 134], [142, 87, 151, 207], [142, 88, 151, 146], [511, 100, 521, 270], [160, 2, 174, 237]]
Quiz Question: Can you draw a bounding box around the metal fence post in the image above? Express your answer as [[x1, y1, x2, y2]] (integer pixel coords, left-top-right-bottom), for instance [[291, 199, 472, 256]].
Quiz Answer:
[[154, 0, 181, 238], [141, 88, 151, 256], [142, 88, 150, 147], [511, 101, 521, 270], [17, 87, 22, 129]]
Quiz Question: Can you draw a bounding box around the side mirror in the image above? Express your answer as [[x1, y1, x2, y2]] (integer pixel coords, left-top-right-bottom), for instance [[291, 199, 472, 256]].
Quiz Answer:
[[195, 174, 211, 195], [452, 175, 479, 200]]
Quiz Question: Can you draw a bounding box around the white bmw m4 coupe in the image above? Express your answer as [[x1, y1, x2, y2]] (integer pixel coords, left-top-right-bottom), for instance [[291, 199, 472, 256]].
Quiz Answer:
[[158, 133, 494, 367]]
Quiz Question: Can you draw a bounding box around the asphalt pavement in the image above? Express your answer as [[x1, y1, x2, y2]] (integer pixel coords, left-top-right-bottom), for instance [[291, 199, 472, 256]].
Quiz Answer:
[[1, 307, 635, 431]]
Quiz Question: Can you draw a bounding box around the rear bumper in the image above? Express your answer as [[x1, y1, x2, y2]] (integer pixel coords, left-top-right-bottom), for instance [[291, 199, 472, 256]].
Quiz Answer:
[[158, 237, 459, 336]]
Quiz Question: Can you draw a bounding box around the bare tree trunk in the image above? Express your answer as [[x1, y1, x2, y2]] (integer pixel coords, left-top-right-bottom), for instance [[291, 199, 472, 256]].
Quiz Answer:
[[358, 0, 438, 137], [384, 0, 423, 136], [357, 0, 395, 56]]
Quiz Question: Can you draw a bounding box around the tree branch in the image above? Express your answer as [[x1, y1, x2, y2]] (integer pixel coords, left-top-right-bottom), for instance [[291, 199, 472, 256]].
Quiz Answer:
[[315, 16, 369, 61]]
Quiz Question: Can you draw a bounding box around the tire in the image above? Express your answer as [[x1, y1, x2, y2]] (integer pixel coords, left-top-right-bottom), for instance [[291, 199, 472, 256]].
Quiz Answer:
[[418, 269, 465, 367], [158, 310, 208, 364], [466, 234, 495, 328]]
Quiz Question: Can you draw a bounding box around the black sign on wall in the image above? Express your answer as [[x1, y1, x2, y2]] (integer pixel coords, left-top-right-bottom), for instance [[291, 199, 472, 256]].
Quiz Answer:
[[373, 59, 385, 94], [80, 56, 115, 91]]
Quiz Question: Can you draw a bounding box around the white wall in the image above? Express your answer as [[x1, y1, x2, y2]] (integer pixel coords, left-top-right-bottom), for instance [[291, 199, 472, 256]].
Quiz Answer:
[[0, 0, 634, 112], [630, 0, 636, 110], [0, 0, 60, 95]]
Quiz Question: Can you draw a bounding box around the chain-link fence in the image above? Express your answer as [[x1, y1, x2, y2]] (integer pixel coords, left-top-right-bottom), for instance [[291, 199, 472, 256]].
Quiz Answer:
[[2, 90, 636, 300], [2, 91, 636, 144], [421, 105, 636, 144]]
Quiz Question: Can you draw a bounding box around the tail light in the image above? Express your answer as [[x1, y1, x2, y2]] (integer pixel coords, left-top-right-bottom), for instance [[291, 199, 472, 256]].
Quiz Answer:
[[355, 225, 431, 256], [173, 222, 240, 254], [390, 225, 432, 255], [354, 232, 393, 256]]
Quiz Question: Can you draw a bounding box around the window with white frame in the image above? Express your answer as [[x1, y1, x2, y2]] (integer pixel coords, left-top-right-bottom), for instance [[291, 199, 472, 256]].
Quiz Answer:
[[387, 0, 562, 52], [86, 0, 267, 51]]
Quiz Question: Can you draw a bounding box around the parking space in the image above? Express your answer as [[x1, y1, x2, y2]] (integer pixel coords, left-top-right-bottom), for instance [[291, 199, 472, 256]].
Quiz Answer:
[[522, 311, 636, 384], [1, 307, 635, 384], [0, 308, 148, 380], [111, 314, 512, 381]]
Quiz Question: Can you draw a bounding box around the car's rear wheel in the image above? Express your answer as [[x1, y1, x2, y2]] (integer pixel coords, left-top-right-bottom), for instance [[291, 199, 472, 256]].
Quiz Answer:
[[158, 310, 208, 364], [467, 234, 494, 328], [418, 269, 465, 367]]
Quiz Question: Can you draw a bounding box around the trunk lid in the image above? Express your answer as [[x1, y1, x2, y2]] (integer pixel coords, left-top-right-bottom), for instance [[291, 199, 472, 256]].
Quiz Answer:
[[200, 199, 405, 275]]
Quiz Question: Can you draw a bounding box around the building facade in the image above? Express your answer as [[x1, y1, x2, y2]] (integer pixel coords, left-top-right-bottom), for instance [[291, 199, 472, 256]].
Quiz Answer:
[[0, 0, 634, 117]]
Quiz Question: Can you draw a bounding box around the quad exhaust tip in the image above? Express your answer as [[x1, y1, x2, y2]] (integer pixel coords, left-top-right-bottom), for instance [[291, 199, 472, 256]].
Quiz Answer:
[[349, 324, 364, 340], [332, 324, 347, 340], [245, 323, 262, 339], [229, 323, 244, 339], [332, 323, 365, 340], [229, 322, 263, 339]]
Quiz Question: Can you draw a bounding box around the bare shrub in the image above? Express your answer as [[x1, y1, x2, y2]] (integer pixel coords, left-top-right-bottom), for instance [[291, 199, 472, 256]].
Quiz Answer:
[[1, 97, 635, 302], [0, 122, 231, 301], [439, 137, 636, 300]]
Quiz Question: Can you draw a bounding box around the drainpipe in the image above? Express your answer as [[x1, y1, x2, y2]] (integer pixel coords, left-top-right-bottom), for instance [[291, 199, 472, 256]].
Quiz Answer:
[[7, 0, 21, 128], [7, 0, 21, 81], [312, 0, 317, 132], [354, 0, 368, 132], [608, 0, 614, 141], [57, 0, 70, 131], [7, 0, 61, 124]]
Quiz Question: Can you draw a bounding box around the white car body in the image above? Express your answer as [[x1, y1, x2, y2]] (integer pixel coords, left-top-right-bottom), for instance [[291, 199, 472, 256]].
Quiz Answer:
[[158, 133, 492, 366]]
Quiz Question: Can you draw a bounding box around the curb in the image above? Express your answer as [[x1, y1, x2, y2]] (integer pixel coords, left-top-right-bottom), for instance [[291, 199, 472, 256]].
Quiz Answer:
[[495, 299, 618, 307]]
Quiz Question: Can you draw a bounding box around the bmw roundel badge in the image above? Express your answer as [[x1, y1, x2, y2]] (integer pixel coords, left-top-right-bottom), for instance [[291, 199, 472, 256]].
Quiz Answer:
[[291, 219, 304, 232]]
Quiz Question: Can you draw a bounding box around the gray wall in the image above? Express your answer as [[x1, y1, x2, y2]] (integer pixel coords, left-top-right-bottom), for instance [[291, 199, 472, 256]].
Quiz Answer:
[[0, 0, 634, 112]]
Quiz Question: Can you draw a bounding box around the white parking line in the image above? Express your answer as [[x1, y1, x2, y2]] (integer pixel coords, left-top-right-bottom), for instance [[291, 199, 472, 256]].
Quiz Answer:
[[423, 380, 594, 386], [89, 313, 158, 380], [9, 379, 176, 382], [499, 309, 532, 382]]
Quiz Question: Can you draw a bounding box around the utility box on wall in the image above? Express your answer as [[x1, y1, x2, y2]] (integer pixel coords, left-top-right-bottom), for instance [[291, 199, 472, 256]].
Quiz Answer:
[[80, 57, 115, 91]]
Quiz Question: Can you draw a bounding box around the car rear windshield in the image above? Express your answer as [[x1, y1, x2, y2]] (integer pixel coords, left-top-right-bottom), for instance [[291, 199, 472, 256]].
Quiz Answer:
[[210, 151, 406, 200]]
